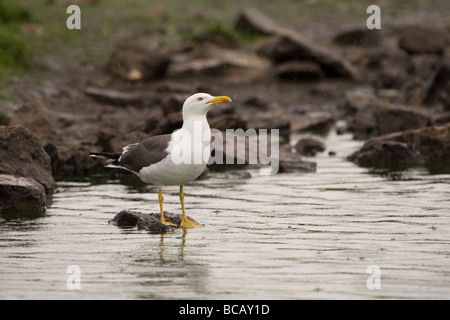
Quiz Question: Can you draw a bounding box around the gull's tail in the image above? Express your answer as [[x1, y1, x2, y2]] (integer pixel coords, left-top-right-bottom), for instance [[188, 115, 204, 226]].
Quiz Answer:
[[89, 152, 122, 167]]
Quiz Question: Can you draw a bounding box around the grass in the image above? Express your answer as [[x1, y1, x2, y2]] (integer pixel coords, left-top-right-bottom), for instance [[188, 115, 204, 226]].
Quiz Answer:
[[0, 2, 33, 81], [0, 2, 32, 24], [0, 28, 30, 75]]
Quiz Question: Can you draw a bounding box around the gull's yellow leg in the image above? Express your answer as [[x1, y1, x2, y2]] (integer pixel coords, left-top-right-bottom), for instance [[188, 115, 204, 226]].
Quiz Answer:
[[158, 188, 176, 227], [179, 185, 204, 228]]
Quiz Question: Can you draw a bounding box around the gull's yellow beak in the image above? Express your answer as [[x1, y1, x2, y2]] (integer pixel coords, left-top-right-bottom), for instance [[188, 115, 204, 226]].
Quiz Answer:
[[206, 96, 232, 105]]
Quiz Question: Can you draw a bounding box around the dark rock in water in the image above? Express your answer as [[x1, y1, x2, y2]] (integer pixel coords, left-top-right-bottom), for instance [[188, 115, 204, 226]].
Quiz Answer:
[[0, 125, 54, 191], [106, 42, 171, 81], [348, 123, 450, 171], [294, 137, 326, 156], [0, 174, 46, 213], [398, 25, 446, 55], [110, 210, 201, 233], [278, 147, 317, 173], [213, 170, 252, 179], [348, 140, 415, 167]]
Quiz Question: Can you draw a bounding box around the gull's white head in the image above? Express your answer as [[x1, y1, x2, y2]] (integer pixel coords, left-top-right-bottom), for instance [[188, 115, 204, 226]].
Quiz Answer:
[[182, 93, 232, 119]]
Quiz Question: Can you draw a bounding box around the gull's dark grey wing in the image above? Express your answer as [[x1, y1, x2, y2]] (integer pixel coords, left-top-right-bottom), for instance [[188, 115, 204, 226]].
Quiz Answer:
[[117, 134, 172, 173]]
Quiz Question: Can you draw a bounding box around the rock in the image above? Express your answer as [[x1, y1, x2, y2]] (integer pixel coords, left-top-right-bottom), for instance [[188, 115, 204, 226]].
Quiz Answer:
[[278, 147, 317, 173], [344, 90, 379, 112], [375, 103, 431, 135], [234, 7, 286, 36], [346, 47, 410, 89], [109, 210, 201, 233], [348, 140, 415, 167], [209, 114, 248, 131], [84, 86, 153, 106], [246, 115, 290, 142], [10, 99, 58, 143], [209, 129, 316, 173], [274, 61, 324, 80], [160, 93, 185, 116], [261, 30, 359, 79], [343, 90, 380, 137], [0, 105, 12, 126], [109, 131, 149, 155], [294, 137, 326, 156], [289, 112, 334, 133], [44, 142, 105, 177], [0, 125, 54, 191], [399, 54, 442, 106], [425, 61, 450, 110], [432, 112, 450, 125], [333, 28, 383, 47], [398, 26, 446, 55], [168, 46, 270, 83], [309, 83, 343, 100], [106, 42, 171, 81], [212, 170, 252, 179], [168, 56, 225, 77], [348, 123, 450, 171], [144, 111, 183, 136], [0, 174, 46, 213], [344, 90, 432, 137], [236, 9, 358, 79]]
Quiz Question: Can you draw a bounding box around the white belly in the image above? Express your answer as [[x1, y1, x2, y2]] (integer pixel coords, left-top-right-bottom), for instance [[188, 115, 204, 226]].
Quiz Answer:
[[137, 155, 207, 186], [136, 119, 211, 186]]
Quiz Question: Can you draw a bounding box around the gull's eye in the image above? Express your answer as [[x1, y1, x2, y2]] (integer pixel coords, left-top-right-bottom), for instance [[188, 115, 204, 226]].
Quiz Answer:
[[197, 97, 204, 101]]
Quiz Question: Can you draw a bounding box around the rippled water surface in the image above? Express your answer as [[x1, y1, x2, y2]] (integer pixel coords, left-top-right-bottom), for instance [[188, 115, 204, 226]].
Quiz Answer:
[[1, 132, 449, 299]]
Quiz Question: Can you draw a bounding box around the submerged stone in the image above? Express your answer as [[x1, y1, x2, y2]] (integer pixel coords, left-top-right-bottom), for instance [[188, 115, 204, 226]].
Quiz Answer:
[[109, 210, 201, 233]]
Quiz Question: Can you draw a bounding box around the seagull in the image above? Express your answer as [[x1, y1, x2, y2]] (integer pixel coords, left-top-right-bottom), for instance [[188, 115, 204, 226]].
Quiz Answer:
[[90, 93, 232, 228]]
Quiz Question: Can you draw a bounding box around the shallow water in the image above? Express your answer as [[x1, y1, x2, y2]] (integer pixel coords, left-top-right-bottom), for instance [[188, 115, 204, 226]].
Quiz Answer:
[[1, 132, 449, 299]]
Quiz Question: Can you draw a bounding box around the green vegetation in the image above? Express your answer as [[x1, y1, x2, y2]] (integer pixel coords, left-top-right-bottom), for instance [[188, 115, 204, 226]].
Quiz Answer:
[[0, 2, 32, 23], [0, 0, 447, 84], [0, 1, 32, 81], [0, 28, 30, 74]]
